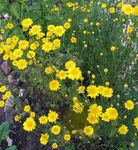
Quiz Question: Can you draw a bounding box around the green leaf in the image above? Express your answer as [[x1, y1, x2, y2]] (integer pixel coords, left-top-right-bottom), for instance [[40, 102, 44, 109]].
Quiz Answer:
[[9, 2, 20, 19], [5, 145, 17, 150], [0, 121, 10, 143]]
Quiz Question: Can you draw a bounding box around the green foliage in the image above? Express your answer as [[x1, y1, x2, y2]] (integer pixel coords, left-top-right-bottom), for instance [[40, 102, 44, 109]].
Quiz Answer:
[[0, 121, 10, 143]]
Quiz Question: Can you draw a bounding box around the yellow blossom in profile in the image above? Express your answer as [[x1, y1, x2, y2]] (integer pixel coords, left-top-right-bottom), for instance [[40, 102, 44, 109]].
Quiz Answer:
[[73, 98, 84, 113], [118, 125, 128, 135], [0, 85, 7, 92], [40, 133, 49, 145], [49, 80, 60, 91], [23, 117, 36, 132], [133, 117, 138, 129], [84, 126, 94, 136], [0, 101, 5, 107], [124, 100, 134, 110], [48, 110, 58, 123], [70, 37, 77, 43], [51, 125, 61, 135]]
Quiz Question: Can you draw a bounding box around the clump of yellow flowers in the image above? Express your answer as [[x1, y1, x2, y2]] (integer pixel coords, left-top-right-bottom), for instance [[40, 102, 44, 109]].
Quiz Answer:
[[0, 0, 138, 149]]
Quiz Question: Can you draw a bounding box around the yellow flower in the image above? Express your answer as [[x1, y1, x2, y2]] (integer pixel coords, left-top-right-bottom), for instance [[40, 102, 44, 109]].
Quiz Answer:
[[87, 114, 99, 125], [39, 115, 48, 125], [44, 67, 54, 75], [42, 42, 53, 52], [104, 68, 109, 73], [27, 51, 36, 59], [101, 3, 107, 9], [47, 25, 55, 32], [106, 107, 118, 120], [64, 22, 71, 29], [54, 26, 65, 37], [49, 80, 60, 91], [77, 86, 85, 94], [6, 23, 14, 29], [117, 2, 123, 8], [0, 101, 5, 107], [101, 112, 110, 122], [86, 85, 99, 99], [52, 143, 58, 149], [127, 26, 134, 33], [70, 37, 77, 43], [24, 105, 31, 112], [56, 70, 67, 80], [133, 6, 138, 16], [84, 126, 94, 136], [122, 4, 133, 15], [51, 125, 61, 135], [14, 115, 20, 122], [52, 39, 61, 50], [18, 40, 29, 50], [100, 87, 113, 98], [118, 125, 128, 135], [21, 18, 33, 29], [67, 67, 82, 80], [23, 117, 36, 132], [30, 112, 36, 118], [29, 25, 42, 35], [84, 18, 88, 23], [124, 100, 134, 110], [64, 134, 71, 141], [11, 49, 23, 60], [48, 110, 58, 123], [109, 7, 115, 13], [73, 99, 84, 113], [65, 60, 76, 70], [40, 133, 49, 145], [133, 117, 138, 129], [111, 46, 117, 52], [88, 104, 102, 117], [0, 85, 7, 92]]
